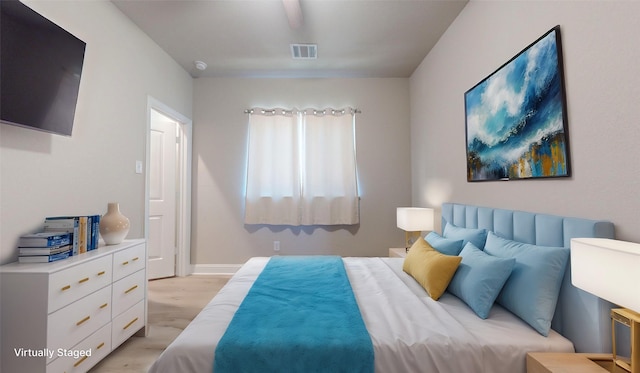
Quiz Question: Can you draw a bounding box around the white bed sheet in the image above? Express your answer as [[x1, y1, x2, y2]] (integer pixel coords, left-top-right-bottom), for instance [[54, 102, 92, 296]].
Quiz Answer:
[[148, 257, 573, 373]]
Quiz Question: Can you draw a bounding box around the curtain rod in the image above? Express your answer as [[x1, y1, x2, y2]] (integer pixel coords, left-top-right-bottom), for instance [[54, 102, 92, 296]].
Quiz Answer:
[[244, 108, 361, 114]]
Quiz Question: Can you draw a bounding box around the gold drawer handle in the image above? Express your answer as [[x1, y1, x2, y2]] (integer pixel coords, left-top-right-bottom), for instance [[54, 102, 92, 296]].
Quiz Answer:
[[61, 285, 71, 291], [97, 271, 106, 276], [73, 355, 88, 367], [97, 342, 105, 350], [78, 277, 89, 284], [76, 316, 90, 326], [123, 317, 139, 330], [132, 257, 139, 261], [100, 303, 108, 309], [122, 261, 129, 266], [124, 285, 138, 294]]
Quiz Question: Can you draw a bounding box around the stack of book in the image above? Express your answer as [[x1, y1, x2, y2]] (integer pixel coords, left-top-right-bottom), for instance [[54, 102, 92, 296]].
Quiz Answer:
[[43, 215, 101, 255], [18, 232, 73, 263]]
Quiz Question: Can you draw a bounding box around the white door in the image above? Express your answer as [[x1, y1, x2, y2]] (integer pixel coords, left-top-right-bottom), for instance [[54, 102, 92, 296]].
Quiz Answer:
[[148, 109, 177, 279]]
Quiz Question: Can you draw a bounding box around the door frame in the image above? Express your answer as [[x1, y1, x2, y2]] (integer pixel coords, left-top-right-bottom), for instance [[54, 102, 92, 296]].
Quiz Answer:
[[145, 96, 192, 277]]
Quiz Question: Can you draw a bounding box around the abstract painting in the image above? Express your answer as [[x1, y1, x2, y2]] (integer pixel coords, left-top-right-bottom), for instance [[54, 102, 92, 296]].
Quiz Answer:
[[464, 26, 570, 181]]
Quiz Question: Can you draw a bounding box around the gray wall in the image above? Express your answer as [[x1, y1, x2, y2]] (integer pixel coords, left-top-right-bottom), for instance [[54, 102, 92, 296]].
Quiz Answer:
[[410, 1, 640, 242], [0, 1, 193, 264], [192, 78, 411, 266], [5, 1, 635, 269]]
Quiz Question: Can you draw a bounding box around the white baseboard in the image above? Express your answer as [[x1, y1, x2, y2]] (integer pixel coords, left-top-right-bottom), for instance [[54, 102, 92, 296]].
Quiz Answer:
[[190, 264, 242, 276]]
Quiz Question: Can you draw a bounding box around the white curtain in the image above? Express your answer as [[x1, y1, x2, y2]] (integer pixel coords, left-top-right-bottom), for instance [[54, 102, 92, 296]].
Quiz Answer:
[[244, 108, 359, 225], [244, 110, 301, 225]]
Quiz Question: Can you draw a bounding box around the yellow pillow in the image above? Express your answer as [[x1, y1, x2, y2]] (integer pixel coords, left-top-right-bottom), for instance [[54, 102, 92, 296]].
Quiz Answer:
[[402, 236, 462, 300]]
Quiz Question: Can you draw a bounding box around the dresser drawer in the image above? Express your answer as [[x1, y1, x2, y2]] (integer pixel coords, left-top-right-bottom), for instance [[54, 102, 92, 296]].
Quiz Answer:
[[112, 243, 145, 281], [112, 269, 145, 317], [112, 300, 144, 349], [47, 285, 112, 357], [48, 256, 113, 313], [46, 322, 112, 373]]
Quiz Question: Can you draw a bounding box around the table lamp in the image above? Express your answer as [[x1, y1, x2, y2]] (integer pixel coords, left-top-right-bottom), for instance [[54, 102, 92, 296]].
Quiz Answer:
[[396, 207, 434, 249], [570, 238, 640, 373]]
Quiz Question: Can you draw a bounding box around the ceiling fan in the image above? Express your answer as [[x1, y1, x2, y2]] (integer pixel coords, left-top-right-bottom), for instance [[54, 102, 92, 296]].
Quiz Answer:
[[282, 0, 303, 29]]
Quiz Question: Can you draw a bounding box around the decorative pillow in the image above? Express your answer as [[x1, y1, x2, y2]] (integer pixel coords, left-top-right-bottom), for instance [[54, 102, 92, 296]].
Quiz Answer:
[[425, 231, 464, 256], [447, 242, 515, 319], [403, 236, 462, 300], [443, 223, 488, 250], [483, 232, 570, 336]]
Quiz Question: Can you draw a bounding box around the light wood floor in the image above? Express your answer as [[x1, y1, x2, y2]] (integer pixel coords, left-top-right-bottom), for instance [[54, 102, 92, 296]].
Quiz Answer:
[[89, 275, 230, 372]]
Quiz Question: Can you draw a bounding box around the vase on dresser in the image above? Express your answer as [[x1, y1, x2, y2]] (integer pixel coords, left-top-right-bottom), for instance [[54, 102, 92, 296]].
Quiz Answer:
[[99, 202, 130, 245]]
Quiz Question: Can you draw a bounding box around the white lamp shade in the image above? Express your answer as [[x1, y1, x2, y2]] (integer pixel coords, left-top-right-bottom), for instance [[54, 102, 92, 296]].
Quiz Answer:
[[571, 238, 640, 312], [396, 207, 434, 232]]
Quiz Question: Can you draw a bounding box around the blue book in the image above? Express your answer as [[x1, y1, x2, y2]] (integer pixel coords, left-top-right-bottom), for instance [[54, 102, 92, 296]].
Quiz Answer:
[[87, 216, 93, 250], [18, 249, 71, 263], [18, 232, 71, 248], [91, 215, 100, 250], [44, 217, 79, 255]]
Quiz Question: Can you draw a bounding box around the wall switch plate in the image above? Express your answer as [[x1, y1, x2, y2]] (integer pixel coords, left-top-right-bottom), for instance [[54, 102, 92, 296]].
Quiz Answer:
[[135, 160, 143, 174], [273, 241, 280, 252]]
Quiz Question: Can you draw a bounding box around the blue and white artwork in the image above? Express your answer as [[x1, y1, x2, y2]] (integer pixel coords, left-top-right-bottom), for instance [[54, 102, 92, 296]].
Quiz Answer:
[[464, 27, 570, 181]]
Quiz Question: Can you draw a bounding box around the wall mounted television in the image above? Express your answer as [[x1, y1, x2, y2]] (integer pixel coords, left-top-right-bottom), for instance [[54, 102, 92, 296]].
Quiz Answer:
[[1, 0, 86, 136]]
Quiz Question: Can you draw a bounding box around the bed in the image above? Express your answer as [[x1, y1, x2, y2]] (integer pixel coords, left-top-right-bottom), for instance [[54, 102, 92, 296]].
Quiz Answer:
[[149, 203, 615, 373]]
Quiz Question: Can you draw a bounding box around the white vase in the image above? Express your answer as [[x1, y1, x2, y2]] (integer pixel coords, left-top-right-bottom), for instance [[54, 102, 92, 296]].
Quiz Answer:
[[99, 202, 130, 245]]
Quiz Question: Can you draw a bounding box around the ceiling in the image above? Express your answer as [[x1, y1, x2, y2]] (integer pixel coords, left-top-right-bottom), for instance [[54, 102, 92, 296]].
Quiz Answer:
[[112, 0, 468, 79]]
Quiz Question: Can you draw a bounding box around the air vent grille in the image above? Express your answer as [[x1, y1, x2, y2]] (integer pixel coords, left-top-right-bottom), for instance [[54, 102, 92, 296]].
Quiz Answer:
[[290, 44, 317, 59]]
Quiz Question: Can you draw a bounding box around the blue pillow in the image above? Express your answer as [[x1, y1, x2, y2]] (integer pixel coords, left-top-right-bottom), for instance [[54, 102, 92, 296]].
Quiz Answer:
[[425, 232, 464, 256], [447, 242, 515, 319], [483, 232, 569, 336], [443, 223, 488, 250]]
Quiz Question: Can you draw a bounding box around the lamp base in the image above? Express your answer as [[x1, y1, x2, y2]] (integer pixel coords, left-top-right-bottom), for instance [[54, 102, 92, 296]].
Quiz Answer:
[[615, 358, 633, 373], [404, 231, 422, 250], [578, 353, 628, 372], [611, 308, 640, 373]]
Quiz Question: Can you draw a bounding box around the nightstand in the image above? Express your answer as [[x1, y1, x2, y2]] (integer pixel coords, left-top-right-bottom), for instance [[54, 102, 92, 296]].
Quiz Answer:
[[389, 248, 407, 258], [526, 353, 623, 373]]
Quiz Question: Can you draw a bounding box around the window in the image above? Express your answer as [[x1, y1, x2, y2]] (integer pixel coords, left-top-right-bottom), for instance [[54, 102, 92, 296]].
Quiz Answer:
[[244, 108, 359, 226]]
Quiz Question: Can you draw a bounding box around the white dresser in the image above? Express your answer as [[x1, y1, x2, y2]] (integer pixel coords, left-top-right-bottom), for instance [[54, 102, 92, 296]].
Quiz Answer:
[[0, 239, 147, 373]]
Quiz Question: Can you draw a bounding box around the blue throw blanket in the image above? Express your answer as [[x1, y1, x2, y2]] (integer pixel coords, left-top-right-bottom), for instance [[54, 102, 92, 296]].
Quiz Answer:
[[214, 256, 374, 373]]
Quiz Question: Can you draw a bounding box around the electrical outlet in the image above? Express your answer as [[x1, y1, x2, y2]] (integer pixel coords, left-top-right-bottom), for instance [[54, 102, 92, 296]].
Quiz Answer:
[[273, 241, 280, 252]]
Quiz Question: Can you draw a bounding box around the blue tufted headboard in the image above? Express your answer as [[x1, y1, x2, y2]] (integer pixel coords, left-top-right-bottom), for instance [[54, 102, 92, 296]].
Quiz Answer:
[[441, 203, 615, 353]]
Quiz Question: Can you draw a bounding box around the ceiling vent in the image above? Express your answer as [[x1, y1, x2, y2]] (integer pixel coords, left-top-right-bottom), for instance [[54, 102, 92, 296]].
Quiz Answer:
[[290, 44, 317, 59]]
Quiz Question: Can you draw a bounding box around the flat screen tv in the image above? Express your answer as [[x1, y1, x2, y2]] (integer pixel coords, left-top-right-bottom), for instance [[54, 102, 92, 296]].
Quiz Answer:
[[1, 0, 86, 136]]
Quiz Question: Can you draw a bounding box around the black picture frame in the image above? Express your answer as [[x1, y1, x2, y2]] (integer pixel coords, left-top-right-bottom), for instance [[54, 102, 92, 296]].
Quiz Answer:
[[464, 26, 570, 182]]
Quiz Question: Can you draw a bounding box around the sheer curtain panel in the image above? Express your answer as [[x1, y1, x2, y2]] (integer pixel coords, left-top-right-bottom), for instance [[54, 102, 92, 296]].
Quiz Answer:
[[244, 110, 301, 225], [301, 110, 359, 225], [244, 108, 359, 226]]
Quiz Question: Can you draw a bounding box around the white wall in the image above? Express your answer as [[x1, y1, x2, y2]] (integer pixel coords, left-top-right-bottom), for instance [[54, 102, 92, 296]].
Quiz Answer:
[[192, 78, 411, 265], [0, 1, 193, 264], [410, 1, 640, 241]]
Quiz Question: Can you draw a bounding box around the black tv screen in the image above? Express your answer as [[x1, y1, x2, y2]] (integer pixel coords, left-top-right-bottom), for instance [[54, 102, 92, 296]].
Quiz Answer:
[[1, 0, 86, 136]]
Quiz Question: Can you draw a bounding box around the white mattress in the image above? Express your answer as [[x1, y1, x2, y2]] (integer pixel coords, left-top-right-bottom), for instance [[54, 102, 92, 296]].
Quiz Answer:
[[149, 257, 574, 373]]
